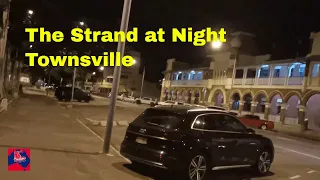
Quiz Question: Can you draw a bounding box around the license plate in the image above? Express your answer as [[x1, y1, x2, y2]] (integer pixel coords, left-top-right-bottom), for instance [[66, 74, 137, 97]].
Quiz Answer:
[[136, 137, 147, 144]]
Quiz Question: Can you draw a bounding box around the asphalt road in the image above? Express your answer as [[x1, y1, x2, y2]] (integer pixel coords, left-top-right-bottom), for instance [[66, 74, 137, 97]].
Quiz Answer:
[[1, 93, 320, 180], [71, 101, 320, 180]]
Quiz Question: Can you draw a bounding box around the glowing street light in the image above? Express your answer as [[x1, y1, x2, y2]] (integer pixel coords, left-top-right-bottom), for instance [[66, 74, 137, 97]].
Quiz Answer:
[[99, 66, 104, 71], [28, 10, 34, 15], [92, 72, 96, 75], [79, 21, 84, 26], [211, 41, 222, 49], [29, 45, 33, 48], [133, 59, 137, 64]]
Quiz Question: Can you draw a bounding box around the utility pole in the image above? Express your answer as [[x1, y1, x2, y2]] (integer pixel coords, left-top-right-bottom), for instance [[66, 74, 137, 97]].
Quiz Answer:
[[139, 66, 145, 99], [71, 67, 76, 102], [103, 0, 132, 154]]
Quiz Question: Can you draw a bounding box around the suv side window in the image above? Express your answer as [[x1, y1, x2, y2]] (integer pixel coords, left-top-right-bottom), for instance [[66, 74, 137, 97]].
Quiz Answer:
[[217, 114, 247, 132], [192, 114, 220, 130]]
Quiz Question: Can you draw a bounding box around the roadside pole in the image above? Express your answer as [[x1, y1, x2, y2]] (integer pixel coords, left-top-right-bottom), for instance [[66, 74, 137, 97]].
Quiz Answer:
[[71, 67, 76, 102], [139, 66, 145, 99], [103, 0, 132, 154]]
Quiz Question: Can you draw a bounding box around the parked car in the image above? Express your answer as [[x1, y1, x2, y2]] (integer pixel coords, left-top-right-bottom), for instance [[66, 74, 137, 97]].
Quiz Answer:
[[120, 106, 275, 180], [123, 96, 136, 103], [207, 105, 226, 110], [157, 100, 184, 106], [136, 97, 157, 107], [240, 114, 275, 130], [117, 94, 125, 101], [55, 87, 92, 102]]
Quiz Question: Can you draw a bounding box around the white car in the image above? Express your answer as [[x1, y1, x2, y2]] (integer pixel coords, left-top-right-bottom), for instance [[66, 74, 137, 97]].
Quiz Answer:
[[123, 96, 136, 103], [157, 101, 184, 106], [136, 97, 156, 106]]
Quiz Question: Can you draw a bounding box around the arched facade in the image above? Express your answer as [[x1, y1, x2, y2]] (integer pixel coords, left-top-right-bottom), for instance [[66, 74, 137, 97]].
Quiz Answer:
[[208, 87, 227, 104], [267, 90, 284, 103], [253, 90, 268, 102]]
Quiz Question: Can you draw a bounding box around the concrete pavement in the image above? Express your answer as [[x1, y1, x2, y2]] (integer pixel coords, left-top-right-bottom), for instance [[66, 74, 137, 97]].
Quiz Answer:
[[3, 92, 320, 179], [71, 105, 320, 180], [0, 94, 153, 180]]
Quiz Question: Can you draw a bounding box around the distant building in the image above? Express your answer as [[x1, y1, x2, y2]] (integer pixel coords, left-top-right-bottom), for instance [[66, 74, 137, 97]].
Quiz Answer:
[[160, 31, 320, 132], [85, 50, 160, 98]]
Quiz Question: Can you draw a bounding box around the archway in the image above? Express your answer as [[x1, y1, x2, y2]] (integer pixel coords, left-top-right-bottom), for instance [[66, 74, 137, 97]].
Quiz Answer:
[[187, 90, 192, 104], [164, 89, 169, 101], [243, 93, 252, 111], [194, 91, 200, 104], [256, 94, 267, 113], [170, 90, 174, 100], [270, 94, 282, 115], [285, 95, 300, 124], [178, 90, 185, 102], [215, 93, 223, 106], [306, 94, 320, 131], [232, 93, 240, 110]]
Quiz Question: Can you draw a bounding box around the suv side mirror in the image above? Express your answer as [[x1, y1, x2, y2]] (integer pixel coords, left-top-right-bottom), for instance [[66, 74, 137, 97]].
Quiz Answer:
[[247, 128, 255, 134]]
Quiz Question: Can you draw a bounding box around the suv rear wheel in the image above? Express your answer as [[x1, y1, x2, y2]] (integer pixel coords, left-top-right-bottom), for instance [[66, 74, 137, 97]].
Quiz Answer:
[[253, 150, 271, 175], [187, 154, 208, 180]]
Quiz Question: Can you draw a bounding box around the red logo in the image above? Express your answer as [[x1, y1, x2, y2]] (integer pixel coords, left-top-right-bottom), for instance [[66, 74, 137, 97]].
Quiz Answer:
[[8, 148, 30, 171]]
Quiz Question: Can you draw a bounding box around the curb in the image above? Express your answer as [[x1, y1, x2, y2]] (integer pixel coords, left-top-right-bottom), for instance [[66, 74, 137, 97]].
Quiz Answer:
[[85, 118, 129, 127], [0, 99, 14, 114]]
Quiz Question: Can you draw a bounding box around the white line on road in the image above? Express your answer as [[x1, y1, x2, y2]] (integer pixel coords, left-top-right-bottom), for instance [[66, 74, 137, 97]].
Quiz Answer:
[[276, 137, 297, 142], [289, 175, 301, 179], [275, 145, 320, 160], [307, 170, 316, 174], [75, 118, 130, 163]]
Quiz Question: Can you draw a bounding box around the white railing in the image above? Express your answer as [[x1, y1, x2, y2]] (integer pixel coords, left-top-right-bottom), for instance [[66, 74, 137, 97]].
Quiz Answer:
[[284, 117, 298, 125], [256, 78, 269, 85], [310, 77, 319, 86], [245, 78, 255, 85], [288, 77, 303, 85], [272, 78, 286, 85], [211, 77, 227, 85], [233, 79, 243, 85], [268, 114, 281, 122], [170, 80, 208, 86]]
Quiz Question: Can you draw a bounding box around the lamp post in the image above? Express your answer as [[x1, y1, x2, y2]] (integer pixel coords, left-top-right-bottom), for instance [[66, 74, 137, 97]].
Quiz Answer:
[[140, 65, 145, 99], [103, 0, 132, 154], [230, 36, 242, 86]]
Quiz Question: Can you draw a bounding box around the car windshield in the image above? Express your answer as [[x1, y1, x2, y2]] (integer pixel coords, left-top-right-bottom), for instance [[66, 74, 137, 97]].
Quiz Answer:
[[132, 109, 185, 129]]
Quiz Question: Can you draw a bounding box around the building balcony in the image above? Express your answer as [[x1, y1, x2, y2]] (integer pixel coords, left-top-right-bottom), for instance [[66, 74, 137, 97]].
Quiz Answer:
[[163, 80, 208, 87], [233, 77, 304, 87]]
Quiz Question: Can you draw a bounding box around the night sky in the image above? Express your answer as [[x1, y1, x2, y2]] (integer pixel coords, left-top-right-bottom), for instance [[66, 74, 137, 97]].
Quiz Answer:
[[8, 0, 320, 82]]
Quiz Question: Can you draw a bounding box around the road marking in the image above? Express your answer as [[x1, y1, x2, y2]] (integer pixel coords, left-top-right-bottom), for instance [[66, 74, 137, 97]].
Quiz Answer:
[[289, 175, 301, 179], [275, 145, 320, 160], [307, 170, 316, 174], [276, 137, 296, 142], [306, 168, 319, 174], [75, 118, 130, 163]]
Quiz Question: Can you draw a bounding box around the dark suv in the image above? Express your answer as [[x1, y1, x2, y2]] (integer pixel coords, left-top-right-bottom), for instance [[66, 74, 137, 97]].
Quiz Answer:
[[55, 87, 92, 102], [120, 106, 274, 180]]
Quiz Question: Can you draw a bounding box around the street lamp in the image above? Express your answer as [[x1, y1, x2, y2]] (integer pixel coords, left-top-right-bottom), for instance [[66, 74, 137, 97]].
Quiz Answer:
[[79, 21, 84, 26], [103, 0, 132, 154], [29, 45, 33, 49], [211, 41, 222, 49], [27, 10, 33, 15], [92, 72, 96, 75], [99, 66, 104, 71]]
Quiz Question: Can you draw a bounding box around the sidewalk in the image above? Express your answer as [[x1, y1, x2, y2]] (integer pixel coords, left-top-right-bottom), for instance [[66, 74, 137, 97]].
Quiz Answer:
[[255, 123, 320, 142], [0, 94, 143, 180]]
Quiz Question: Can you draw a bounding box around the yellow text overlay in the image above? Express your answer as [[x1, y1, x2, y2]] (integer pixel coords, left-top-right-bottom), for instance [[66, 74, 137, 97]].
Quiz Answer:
[[25, 52, 135, 67], [172, 28, 226, 46]]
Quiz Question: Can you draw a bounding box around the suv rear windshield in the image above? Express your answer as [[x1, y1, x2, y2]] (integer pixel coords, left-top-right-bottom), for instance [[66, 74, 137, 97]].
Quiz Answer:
[[132, 109, 185, 129]]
